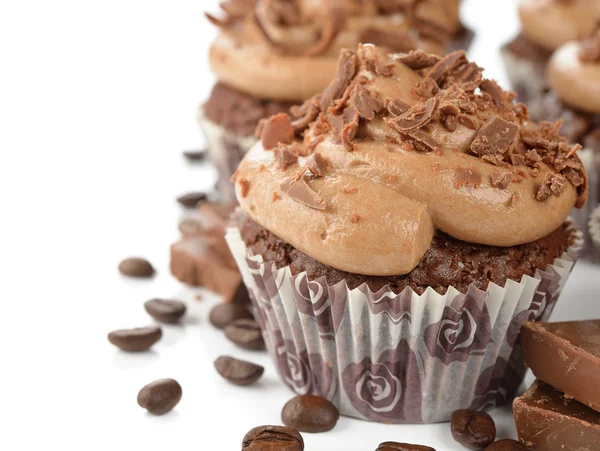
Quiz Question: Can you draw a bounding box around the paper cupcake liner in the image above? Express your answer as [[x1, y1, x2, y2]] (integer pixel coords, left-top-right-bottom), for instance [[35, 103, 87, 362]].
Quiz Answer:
[[589, 206, 600, 257], [198, 107, 257, 204], [225, 224, 582, 424]]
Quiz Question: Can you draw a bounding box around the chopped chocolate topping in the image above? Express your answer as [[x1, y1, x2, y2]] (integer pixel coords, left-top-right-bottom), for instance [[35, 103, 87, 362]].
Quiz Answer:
[[407, 129, 441, 152], [319, 50, 359, 111], [386, 98, 410, 116], [490, 171, 513, 189], [349, 85, 383, 120], [455, 165, 482, 188], [290, 96, 320, 133], [510, 153, 525, 166], [259, 113, 295, 149], [280, 179, 326, 210], [387, 96, 438, 132], [341, 106, 360, 152], [442, 114, 458, 132], [480, 79, 508, 109], [360, 28, 416, 53], [525, 149, 542, 166], [470, 116, 519, 160], [426, 51, 468, 84], [274, 143, 299, 170], [579, 30, 600, 63], [238, 178, 251, 198], [350, 214, 361, 223], [537, 173, 568, 201], [305, 152, 328, 177], [411, 77, 439, 100], [343, 186, 358, 194], [395, 49, 441, 70]]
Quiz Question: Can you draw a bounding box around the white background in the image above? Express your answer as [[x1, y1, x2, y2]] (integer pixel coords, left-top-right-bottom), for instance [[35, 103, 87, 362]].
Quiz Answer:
[[2, 1, 600, 449]]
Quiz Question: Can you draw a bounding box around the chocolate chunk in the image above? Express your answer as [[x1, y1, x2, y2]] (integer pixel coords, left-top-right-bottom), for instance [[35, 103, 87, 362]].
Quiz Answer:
[[407, 129, 441, 152], [108, 326, 162, 352], [514, 380, 600, 450], [442, 114, 458, 132], [224, 318, 265, 350], [350, 85, 383, 120], [360, 28, 416, 53], [305, 153, 328, 177], [411, 77, 439, 99], [341, 106, 360, 151], [199, 202, 237, 230], [242, 426, 304, 451], [455, 165, 482, 188], [137, 378, 182, 415], [376, 443, 435, 451], [470, 116, 519, 159], [521, 320, 600, 412], [177, 191, 208, 208], [238, 178, 251, 197], [118, 257, 155, 278], [209, 303, 253, 329], [259, 113, 295, 150], [490, 171, 512, 189], [274, 143, 299, 171], [509, 153, 525, 166], [319, 49, 358, 111], [214, 356, 264, 386], [144, 299, 186, 324], [450, 409, 496, 450], [290, 96, 320, 132], [452, 62, 483, 91], [280, 179, 327, 210], [281, 395, 340, 433], [426, 51, 467, 84], [536, 172, 567, 201], [480, 79, 507, 109], [387, 97, 438, 132], [395, 49, 441, 70], [182, 149, 206, 161], [484, 440, 528, 451], [387, 98, 410, 116]]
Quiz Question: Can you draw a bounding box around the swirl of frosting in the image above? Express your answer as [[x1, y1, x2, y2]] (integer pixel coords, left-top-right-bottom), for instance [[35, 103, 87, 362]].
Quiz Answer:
[[232, 45, 587, 276], [207, 0, 464, 102], [548, 30, 600, 114], [519, 0, 600, 51]]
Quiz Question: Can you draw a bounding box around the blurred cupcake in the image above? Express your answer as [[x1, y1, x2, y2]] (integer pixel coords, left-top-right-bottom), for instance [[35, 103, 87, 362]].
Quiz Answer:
[[202, 0, 472, 202], [502, 0, 600, 116], [225, 44, 586, 423]]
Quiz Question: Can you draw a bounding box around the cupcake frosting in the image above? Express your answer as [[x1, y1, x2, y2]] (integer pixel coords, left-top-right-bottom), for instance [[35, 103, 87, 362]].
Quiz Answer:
[[232, 45, 587, 276], [548, 30, 600, 114], [519, 0, 600, 51], [207, 0, 463, 102]]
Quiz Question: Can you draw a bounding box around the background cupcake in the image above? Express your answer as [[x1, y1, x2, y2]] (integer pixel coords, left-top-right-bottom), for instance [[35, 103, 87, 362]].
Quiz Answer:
[[202, 0, 472, 202], [225, 44, 585, 423], [501, 0, 600, 117]]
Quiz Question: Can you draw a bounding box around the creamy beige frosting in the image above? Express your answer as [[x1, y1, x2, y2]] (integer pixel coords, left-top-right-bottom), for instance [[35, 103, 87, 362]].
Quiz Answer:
[[233, 45, 587, 276], [519, 0, 600, 51], [208, 0, 463, 102], [548, 41, 600, 114]]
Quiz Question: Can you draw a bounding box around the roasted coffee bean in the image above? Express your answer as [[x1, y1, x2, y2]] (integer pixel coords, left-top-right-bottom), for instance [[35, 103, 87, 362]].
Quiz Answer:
[[176, 192, 207, 208], [107, 326, 162, 351], [183, 149, 206, 161], [214, 356, 264, 386], [281, 394, 339, 433], [137, 378, 182, 415], [224, 318, 265, 350], [144, 298, 186, 324], [209, 303, 253, 329], [118, 257, 154, 278], [242, 425, 303, 451], [484, 440, 529, 451], [451, 409, 496, 450], [376, 442, 435, 451]]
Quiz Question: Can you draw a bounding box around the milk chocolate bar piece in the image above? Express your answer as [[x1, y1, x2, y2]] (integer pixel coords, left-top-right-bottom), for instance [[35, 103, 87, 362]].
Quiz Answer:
[[513, 380, 600, 450], [521, 320, 600, 412]]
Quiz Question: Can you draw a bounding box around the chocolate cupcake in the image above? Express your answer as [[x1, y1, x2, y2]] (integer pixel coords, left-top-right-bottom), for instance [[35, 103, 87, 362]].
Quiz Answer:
[[501, 0, 600, 116], [202, 0, 472, 202], [225, 44, 586, 424]]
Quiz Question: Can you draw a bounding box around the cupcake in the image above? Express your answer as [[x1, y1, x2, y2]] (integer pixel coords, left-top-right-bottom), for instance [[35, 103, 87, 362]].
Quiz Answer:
[[202, 0, 472, 202], [225, 44, 586, 424], [501, 0, 600, 116]]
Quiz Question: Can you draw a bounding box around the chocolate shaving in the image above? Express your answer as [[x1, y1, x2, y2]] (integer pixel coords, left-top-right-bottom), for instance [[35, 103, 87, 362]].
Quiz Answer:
[[490, 171, 512, 189], [349, 85, 383, 120], [470, 116, 519, 160], [259, 113, 295, 149], [395, 49, 441, 70], [480, 79, 507, 110], [442, 114, 458, 132], [407, 129, 441, 152], [274, 143, 299, 170], [411, 77, 439, 100], [341, 106, 360, 152], [360, 28, 416, 53], [457, 115, 478, 130], [455, 165, 482, 188], [426, 51, 468, 84], [280, 179, 326, 210], [387, 98, 410, 116], [387, 96, 438, 132], [319, 50, 358, 111], [305, 152, 328, 177], [290, 96, 320, 133], [536, 173, 567, 201]]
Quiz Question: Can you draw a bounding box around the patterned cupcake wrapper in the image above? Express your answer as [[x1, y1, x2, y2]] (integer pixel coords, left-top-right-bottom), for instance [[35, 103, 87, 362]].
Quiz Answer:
[[226, 224, 583, 424], [198, 107, 257, 204]]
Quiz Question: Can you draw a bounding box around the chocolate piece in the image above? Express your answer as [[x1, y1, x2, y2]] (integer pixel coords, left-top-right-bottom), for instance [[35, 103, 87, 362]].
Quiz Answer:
[[450, 409, 496, 450], [513, 380, 600, 450], [490, 171, 512, 189], [214, 356, 264, 386], [536, 172, 567, 201], [290, 96, 320, 133], [144, 299, 186, 324], [387, 97, 438, 132], [280, 179, 326, 210], [274, 143, 299, 171], [224, 318, 265, 350], [350, 85, 383, 120], [376, 443, 435, 451], [176, 191, 208, 208], [259, 113, 295, 150], [281, 395, 340, 433], [118, 257, 155, 278], [426, 51, 467, 84], [319, 49, 358, 111], [182, 149, 206, 161], [521, 320, 600, 412], [209, 303, 253, 329], [242, 426, 304, 451], [305, 153, 328, 177], [470, 117, 519, 160], [137, 378, 182, 415], [108, 326, 162, 352], [395, 49, 441, 70], [480, 80, 507, 109]]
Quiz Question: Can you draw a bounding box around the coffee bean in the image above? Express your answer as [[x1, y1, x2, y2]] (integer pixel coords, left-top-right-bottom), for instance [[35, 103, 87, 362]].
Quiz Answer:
[[178, 218, 203, 236], [210, 303, 253, 329], [376, 443, 436, 451], [118, 257, 154, 278], [451, 409, 496, 450], [224, 318, 265, 350], [183, 149, 206, 161], [137, 378, 182, 415], [177, 192, 207, 208], [484, 440, 529, 451], [144, 298, 186, 323], [281, 394, 339, 433], [242, 426, 303, 451], [107, 326, 162, 351], [214, 356, 264, 386]]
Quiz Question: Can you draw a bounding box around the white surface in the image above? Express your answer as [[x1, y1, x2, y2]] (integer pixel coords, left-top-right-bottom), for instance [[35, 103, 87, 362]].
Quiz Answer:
[[1, 1, 600, 449]]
